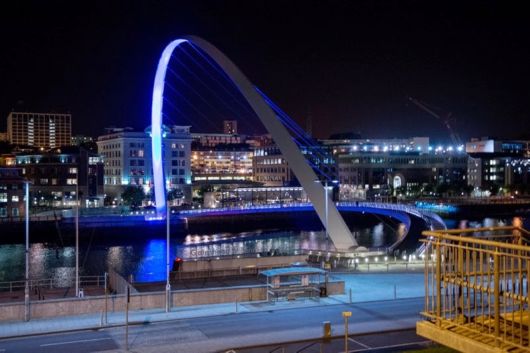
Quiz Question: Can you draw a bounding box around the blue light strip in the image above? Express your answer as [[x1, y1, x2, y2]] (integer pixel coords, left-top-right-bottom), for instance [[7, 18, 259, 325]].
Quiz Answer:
[[151, 39, 188, 216]]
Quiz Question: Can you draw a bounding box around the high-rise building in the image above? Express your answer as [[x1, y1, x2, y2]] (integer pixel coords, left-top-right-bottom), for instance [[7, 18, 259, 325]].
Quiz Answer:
[[7, 112, 72, 148], [223, 120, 238, 134]]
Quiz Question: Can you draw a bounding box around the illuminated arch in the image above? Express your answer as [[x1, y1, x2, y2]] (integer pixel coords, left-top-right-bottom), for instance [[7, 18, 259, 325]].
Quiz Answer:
[[151, 36, 357, 250]]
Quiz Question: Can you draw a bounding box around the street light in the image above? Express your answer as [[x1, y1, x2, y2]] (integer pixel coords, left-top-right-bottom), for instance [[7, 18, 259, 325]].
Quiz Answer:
[[166, 200, 171, 312], [24, 180, 30, 321]]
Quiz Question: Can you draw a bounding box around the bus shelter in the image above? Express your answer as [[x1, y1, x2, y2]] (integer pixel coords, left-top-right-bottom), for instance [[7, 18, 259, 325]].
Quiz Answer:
[[259, 267, 328, 302]]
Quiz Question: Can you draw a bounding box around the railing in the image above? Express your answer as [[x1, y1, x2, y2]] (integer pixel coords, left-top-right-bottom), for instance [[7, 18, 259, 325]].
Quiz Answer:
[[420, 226, 530, 351], [0, 275, 106, 292], [0, 215, 62, 223]]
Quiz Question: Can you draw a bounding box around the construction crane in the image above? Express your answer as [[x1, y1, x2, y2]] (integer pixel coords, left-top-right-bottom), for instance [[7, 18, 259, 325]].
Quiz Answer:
[[408, 97, 462, 147]]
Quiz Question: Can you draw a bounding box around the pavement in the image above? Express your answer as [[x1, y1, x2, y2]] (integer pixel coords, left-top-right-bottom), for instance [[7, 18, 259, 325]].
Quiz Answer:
[[0, 298, 425, 353], [0, 272, 427, 352]]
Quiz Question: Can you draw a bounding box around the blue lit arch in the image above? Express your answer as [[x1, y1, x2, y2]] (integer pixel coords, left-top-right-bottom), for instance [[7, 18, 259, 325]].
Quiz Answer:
[[150, 36, 357, 250]]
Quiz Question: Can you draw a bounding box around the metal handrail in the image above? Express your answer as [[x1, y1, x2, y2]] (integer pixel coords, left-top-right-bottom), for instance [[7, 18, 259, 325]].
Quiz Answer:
[[420, 226, 530, 351], [0, 275, 106, 292]]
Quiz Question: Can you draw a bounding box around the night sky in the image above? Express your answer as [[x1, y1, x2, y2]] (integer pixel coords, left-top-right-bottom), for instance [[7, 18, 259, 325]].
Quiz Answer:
[[1, 1, 529, 142]]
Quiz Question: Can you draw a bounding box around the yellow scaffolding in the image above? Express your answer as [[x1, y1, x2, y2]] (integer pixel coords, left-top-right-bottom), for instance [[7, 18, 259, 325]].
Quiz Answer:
[[417, 226, 530, 353]]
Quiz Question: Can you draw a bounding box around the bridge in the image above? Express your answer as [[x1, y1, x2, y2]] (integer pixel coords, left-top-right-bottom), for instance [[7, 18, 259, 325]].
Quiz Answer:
[[149, 36, 357, 250]]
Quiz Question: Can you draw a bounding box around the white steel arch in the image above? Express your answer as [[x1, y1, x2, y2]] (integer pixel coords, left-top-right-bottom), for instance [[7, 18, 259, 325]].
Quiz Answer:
[[151, 36, 357, 250]]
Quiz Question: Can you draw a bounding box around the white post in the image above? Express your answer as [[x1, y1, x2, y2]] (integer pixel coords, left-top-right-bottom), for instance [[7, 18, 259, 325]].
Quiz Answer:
[[75, 178, 79, 297], [24, 181, 30, 321], [166, 201, 171, 312], [324, 180, 328, 251]]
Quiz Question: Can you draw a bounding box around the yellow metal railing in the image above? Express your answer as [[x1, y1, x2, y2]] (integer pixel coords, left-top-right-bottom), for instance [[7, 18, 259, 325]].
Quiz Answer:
[[421, 226, 530, 351]]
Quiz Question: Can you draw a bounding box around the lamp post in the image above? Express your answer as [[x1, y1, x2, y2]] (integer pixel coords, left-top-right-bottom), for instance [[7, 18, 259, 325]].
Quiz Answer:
[[166, 200, 171, 312], [75, 174, 80, 297], [24, 181, 30, 321]]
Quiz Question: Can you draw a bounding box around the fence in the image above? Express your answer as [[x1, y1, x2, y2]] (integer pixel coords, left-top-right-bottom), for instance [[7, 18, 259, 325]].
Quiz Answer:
[[0, 275, 106, 293], [418, 226, 530, 352]]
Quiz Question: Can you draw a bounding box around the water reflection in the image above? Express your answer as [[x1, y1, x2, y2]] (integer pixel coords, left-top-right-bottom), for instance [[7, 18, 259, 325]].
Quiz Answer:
[[2, 217, 523, 284]]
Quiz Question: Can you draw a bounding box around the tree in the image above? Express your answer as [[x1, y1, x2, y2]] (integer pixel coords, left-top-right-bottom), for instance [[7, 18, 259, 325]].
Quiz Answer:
[[121, 186, 145, 207], [167, 188, 184, 201]]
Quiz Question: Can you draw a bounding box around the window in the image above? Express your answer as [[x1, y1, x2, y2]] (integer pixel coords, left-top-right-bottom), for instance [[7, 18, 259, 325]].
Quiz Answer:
[[11, 195, 19, 202], [40, 178, 48, 185], [67, 178, 77, 185], [0, 193, 7, 202], [12, 208, 19, 217], [0, 207, 6, 217], [179, 151, 185, 158], [69, 168, 78, 174]]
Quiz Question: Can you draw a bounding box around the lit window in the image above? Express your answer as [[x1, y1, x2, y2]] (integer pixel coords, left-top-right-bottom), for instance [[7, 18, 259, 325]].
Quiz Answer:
[[11, 195, 19, 202]]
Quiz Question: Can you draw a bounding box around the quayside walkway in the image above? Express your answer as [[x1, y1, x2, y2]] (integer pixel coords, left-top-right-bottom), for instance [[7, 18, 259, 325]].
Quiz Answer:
[[0, 272, 425, 340]]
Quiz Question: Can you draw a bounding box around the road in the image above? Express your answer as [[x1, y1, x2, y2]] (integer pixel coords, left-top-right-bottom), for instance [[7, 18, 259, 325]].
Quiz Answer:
[[0, 297, 423, 353]]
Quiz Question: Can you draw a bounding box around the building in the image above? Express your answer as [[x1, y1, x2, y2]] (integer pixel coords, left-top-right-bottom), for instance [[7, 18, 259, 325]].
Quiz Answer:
[[191, 143, 253, 184], [7, 112, 72, 148], [96, 126, 192, 204], [466, 138, 530, 191], [321, 136, 431, 155], [14, 146, 104, 207], [191, 132, 243, 147], [223, 120, 238, 134], [253, 145, 293, 187], [71, 135, 94, 146], [0, 168, 25, 218], [328, 138, 468, 199]]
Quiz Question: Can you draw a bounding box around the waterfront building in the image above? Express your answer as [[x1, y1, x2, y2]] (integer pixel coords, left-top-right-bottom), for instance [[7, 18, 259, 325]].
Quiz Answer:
[[191, 143, 253, 183], [328, 138, 468, 199], [96, 125, 192, 204], [7, 112, 72, 149], [14, 146, 104, 207], [466, 138, 530, 191], [0, 168, 25, 218]]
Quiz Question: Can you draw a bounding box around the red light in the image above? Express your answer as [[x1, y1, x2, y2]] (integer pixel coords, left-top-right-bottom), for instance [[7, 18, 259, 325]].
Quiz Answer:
[[175, 257, 182, 262]]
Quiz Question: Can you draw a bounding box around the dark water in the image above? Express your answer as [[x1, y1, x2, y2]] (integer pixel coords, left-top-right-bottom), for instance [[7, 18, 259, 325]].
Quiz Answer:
[[0, 216, 525, 284], [0, 223, 394, 284]]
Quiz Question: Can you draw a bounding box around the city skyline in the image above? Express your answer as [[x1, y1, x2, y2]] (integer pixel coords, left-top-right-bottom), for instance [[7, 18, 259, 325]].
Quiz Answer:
[[1, 1, 530, 142]]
